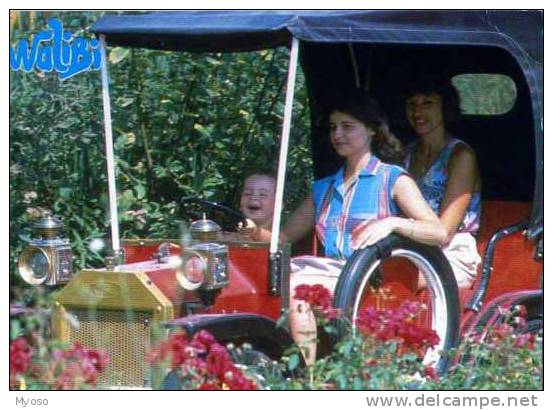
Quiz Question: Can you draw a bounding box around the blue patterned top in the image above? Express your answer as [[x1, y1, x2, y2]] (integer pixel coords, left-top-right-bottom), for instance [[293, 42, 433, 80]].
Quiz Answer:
[[404, 137, 481, 235], [312, 155, 407, 260]]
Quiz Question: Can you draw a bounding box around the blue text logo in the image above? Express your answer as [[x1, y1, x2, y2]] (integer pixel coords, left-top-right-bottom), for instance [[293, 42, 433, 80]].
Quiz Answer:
[[10, 18, 101, 81]]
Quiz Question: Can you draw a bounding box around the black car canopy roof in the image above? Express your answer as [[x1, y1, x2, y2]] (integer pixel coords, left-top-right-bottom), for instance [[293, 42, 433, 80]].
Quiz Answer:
[[91, 10, 543, 238], [92, 10, 542, 61]]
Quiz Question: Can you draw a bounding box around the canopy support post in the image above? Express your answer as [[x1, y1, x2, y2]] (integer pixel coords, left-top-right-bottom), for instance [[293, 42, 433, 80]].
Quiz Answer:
[[99, 35, 121, 256], [348, 43, 361, 88], [269, 37, 300, 255]]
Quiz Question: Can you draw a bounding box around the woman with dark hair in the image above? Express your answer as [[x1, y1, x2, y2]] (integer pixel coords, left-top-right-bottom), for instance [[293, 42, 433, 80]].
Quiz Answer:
[[246, 97, 447, 364], [403, 79, 481, 290]]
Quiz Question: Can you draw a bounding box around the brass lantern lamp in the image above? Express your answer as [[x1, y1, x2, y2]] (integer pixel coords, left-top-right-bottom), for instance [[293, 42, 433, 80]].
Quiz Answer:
[[18, 211, 73, 286]]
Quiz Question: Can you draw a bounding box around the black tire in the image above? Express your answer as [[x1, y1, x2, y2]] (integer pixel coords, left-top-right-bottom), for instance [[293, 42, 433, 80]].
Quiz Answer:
[[525, 319, 543, 335], [333, 234, 460, 375]]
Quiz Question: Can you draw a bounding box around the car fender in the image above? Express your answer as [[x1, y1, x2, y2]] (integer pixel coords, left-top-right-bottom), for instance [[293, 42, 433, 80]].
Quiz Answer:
[[164, 313, 294, 360]]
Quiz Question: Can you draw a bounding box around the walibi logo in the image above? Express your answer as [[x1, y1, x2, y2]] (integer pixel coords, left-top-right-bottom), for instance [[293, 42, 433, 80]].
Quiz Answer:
[[10, 18, 101, 81]]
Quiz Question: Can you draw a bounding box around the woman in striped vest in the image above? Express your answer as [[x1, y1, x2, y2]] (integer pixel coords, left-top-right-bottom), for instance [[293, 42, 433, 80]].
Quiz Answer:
[[246, 97, 447, 364]]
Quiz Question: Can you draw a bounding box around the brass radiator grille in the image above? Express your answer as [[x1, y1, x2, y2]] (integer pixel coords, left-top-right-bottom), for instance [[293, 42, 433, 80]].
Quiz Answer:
[[68, 308, 152, 387], [53, 270, 174, 388]]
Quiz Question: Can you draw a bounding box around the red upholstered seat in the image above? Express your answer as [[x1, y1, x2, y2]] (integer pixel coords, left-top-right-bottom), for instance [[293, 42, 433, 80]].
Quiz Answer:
[[294, 200, 542, 329], [459, 201, 542, 313]]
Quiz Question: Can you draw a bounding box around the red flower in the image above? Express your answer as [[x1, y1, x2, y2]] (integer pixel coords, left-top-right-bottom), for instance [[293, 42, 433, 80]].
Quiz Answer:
[[397, 323, 440, 350], [194, 330, 217, 347], [423, 366, 438, 380], [188, 330, 217, 354], [225, 371, 258, 390], [514, 333, 536, 350], [148, 331, 190, 368], [356, 307, 380, 334], [148, 329, 258, 390], [488, 323, 514, 344], [356, 301, 439, 352], [206, 343, 234, 379], [512, 316, 528, 330], [54, 369, 76, 390], [513, 304, 528, 318], [322, 307, 342, 321], [85, 349, 109, 372], [10, 337, 32, 376], [198, 382, 221, 390], [46, 343, 110, 389], [9, 338, 109, 390], [293, 284, 341, 321], [294, 284, 333, 310]]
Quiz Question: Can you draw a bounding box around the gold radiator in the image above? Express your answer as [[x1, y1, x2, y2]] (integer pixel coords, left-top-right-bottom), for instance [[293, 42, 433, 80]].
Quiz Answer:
[[52, 270, 174, 388]]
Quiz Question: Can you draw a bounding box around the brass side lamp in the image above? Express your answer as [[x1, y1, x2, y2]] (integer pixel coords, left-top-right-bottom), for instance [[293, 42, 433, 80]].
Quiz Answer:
[[18, 211, 73, 286]]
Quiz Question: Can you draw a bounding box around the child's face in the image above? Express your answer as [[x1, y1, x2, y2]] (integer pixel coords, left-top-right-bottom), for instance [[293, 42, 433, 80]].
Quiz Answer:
[[240, 175, 276, 229]]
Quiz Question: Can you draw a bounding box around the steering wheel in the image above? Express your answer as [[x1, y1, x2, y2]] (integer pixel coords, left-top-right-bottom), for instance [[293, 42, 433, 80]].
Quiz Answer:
[[181, 197, 247, 232]]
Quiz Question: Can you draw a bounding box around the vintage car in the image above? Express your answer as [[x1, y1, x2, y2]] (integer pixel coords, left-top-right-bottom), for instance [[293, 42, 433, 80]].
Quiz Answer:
[[14, 10, 543, 388]]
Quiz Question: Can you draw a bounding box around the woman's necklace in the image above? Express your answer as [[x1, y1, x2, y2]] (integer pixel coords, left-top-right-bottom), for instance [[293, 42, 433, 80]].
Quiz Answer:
[[420, 151, 433, 175], [417, 139, 447, 177]]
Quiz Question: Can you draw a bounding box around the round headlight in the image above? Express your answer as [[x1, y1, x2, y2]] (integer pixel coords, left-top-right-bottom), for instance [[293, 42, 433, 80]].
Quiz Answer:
[[176, 252, 206, 290], [18, 247, 52, 285]]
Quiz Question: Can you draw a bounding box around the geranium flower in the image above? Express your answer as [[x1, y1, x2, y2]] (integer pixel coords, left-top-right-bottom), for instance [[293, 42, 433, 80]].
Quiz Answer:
[[293, 284, 341, 321], [512, 304, 528, 318], [356, 301, 439, 351], [10, 337, 32, 376], [148, 330, 258, 390], [198, 382, 220, 390], [514, 333, 536, 350], [423, 366, 438, 380], [294, 284, 333, 309]]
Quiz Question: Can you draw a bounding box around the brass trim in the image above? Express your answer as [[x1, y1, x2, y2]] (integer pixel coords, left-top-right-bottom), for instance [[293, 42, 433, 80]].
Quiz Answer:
[[53, 270, 174, 339], [18, 246, 52, 285], [52, 270, 174, 387], [121, 237, 283, 250], [176, 250, 206, 290]]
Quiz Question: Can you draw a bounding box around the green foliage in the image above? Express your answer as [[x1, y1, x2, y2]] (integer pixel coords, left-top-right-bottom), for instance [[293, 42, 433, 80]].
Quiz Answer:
[[253, 295, 542, 390], [268, 332, 432, 390], [10, 11, 312, 281], [427, 311, 543, 390], [452, 74, 517, 115]]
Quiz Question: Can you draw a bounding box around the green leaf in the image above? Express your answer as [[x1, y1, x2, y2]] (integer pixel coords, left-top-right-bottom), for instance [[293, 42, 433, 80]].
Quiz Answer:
[[338, 339, 354, 355], [205, 56, 222, 66], [287, 353, 300, 371], [116, 97, 134, 108], [353, 377, 364, 390], [59, 187, 72, 199], [323, 324, 337, 334], [18, 233, 31, 243], [193, 123, 212, 139], [275, 312, 289, 329], [10, 319, 23, 340], [118, 189, 135, 210], [109, 47, 130, 64], [135, 184, 146, 199]]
